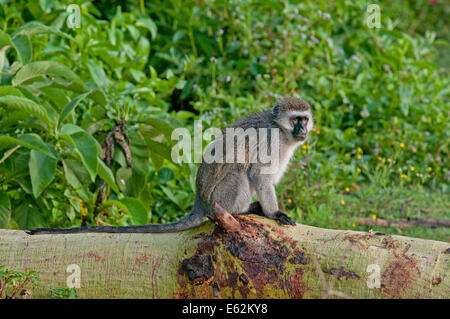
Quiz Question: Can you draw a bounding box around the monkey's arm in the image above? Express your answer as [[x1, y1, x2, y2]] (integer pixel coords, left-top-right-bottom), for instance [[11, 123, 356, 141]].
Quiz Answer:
[[252, 176, 296, 225]]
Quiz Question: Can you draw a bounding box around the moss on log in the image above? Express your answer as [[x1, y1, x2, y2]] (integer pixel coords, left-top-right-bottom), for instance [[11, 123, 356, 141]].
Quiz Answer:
[[0, 215, 448, 298]]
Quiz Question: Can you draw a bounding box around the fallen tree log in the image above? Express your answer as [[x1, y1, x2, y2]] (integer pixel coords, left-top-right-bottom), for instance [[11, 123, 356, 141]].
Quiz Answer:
[[353, 217, 450, 228], [0, 214, 448, 298]]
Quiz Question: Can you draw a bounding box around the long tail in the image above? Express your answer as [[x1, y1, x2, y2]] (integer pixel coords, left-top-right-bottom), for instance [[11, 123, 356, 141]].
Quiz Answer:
[[27, 205, 206, 235]]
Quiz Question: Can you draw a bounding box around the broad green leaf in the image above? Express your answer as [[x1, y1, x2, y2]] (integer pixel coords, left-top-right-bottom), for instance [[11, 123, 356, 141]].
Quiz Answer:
[[12, 61, 85, 92], [97, 159, 120, 194], [29, 150, 57, 198], [11, 34, 32, 65], [115, 167, 132, 193], [11, 22, 75, 41], [13, 200, 44, 229], [149, 151, 164, 171], [62, 159, 92, 203], [145, 138, 174, 163], [0, 45, 11, 75], [0, 86, 25, 97], [160, 185, 180, 207], [89, 89, 107, 108], [0, 134, 56, 159], [136, 18, 157, 39], [157, 167, 175, 183], [61, 131, 98, 182], [0, 30, 11, 49], [59, 92, 91, 124], [86, 60, 110, 87], [0, 191, 11, 228], [120, 197, 148, 225], [0, 95, 52, 127], [144, 116, 174, 139], [40, 87, 70, 110], [59, 123, 84, 135]]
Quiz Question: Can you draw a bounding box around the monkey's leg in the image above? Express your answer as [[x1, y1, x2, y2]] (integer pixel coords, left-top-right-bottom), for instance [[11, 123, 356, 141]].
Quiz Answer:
[[238, 201, 264, 216], [252, 178, 296, 226]]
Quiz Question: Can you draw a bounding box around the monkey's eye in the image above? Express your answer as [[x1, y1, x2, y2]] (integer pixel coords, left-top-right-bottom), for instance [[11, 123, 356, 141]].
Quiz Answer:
[[301, 116, 309, 126], [290, 116, 308, 126]]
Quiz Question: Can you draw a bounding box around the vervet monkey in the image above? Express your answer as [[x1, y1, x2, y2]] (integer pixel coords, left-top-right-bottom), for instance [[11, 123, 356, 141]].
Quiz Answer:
[[27, 97, 313, 234]]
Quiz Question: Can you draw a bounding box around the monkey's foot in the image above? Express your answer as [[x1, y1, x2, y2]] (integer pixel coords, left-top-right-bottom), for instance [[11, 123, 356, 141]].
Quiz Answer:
[[245, 201, 264, 215], [274, 211, 296, 226]]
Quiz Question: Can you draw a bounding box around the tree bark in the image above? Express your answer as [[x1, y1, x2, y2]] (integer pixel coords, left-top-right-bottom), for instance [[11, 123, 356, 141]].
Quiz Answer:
[[0, 215, 448, 298]]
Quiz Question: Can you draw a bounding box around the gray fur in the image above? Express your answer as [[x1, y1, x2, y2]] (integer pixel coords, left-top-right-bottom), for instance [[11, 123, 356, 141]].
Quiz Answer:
[[27, 97, 313, 235]]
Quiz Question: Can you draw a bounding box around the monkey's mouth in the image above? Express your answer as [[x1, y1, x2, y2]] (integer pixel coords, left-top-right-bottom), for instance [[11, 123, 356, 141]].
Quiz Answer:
[[294, 131, 308, 141]]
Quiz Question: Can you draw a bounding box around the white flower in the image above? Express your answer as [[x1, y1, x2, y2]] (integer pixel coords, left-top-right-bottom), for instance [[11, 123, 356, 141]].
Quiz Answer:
[[323, 13, 331, 19], [226, 76, 231, 82], [351, 54, 361, 64], [360, 110, 370, 118], [326, 38, 333, 47]]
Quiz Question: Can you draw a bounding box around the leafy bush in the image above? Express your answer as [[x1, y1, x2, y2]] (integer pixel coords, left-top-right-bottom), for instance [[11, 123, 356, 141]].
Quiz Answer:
[[0, 0, 448, 240], [0, 265, 39, 299]]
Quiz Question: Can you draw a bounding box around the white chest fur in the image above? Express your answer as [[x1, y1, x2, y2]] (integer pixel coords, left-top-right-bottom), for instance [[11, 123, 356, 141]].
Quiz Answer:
[[272, 141, 302, 185]]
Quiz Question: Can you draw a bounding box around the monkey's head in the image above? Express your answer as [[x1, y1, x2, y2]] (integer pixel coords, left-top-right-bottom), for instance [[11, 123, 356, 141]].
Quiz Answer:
[[272, 97, 314, 142]]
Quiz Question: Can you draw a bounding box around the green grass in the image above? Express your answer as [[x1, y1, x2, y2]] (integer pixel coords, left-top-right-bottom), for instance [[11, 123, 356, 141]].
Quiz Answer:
[[280, 160, 449, 242]]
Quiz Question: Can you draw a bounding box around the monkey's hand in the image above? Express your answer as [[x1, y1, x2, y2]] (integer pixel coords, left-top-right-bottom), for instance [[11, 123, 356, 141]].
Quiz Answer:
[[274, 211, 296, 226]]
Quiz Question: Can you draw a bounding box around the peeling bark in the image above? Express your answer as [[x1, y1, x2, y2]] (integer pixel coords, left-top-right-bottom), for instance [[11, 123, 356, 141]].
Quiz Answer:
[[0, 216, 448, 299]]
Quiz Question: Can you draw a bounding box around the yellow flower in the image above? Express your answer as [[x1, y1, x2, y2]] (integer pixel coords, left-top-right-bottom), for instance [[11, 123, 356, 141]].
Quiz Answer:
[[410, 167, 415, 171], [345, 187, 350, 192], [377, 156, 382, 161], [372, 214, 376, 220], [352, 223, 356, 227], [427, 167, 432, 172], [287, 198, 292, 204], [398, 167, 402, 172], [340, 199, 345, 205], [357, 147, 362, 153], [312, 193, 318, 198], [387, 158, 391, 163], [356, 154, 362, 159], [357, 168, 361, 173], [400, 143, 405, 148], [401, 174, 407, 178]]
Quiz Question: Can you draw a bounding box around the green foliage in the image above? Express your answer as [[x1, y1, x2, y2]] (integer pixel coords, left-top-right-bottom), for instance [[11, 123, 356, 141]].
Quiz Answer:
[[0, 0, 448, 240], [0, 265, 39, 299], [50, 287, 78, 299]]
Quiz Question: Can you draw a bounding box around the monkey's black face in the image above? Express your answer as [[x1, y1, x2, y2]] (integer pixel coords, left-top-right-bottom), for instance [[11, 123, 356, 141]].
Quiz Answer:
[[291, 116, 309, 141]]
